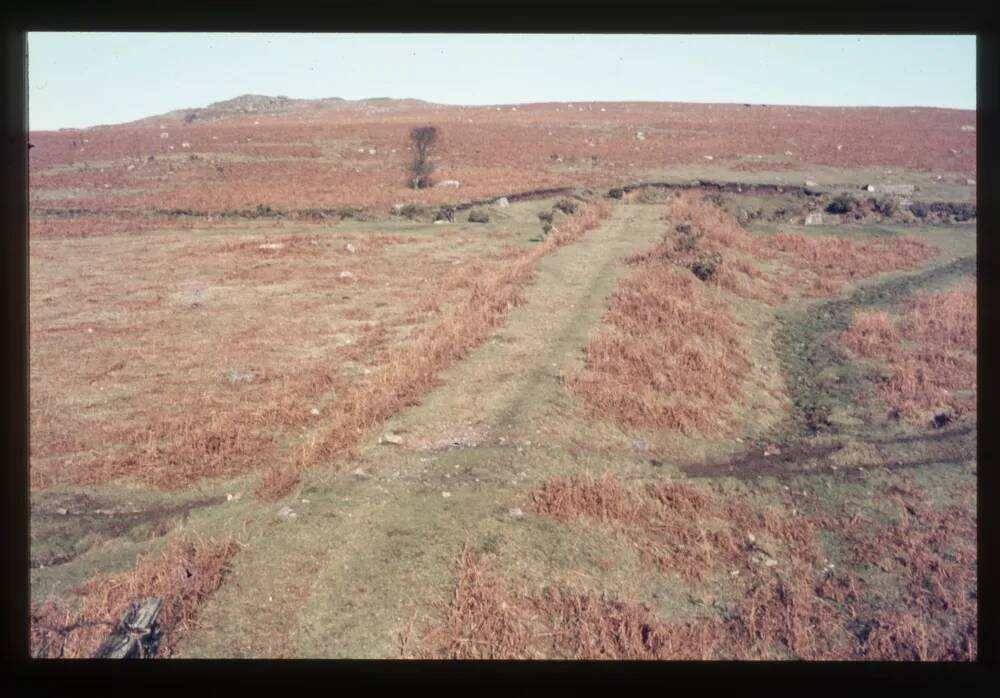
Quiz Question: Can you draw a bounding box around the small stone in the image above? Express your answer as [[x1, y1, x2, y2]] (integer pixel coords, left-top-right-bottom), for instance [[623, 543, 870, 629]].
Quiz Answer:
[[56, 507, 68, 515], [764, 558, 778, 567], [381, 432, 403, 446], [278, 506, 295, 520], [301, 499, 310, 504], [441, 491, 451, 498], [346, 243, 356, 254], [339, 271, 354, 279], [508, 507, 524, 518], [310, 408, 320, 416], [747, 533, 756, 543]]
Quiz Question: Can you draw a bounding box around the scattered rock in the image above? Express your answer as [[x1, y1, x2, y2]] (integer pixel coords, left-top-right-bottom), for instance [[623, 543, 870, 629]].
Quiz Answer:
[[339, 271, 355, 279], [381, 431, 403, 445], [55, 507, 68, 515], [804, 212, 824, 226], [310, 407, 320, 416], [441, 491, 452, 498], [258, 243, 284, 250], [224, 370, 255, 384], [764, 558, 778, 568], [703, 155, 714, 160], [345, 243, 356, 254], [804, 179, 818, 187], [181, 142, 191, 149], [435, 180, 460, 188], [508, 507, 524, 518], [636, 131, 645, 140], [493, 196, 510, 208], [277, 506, 296, 520]]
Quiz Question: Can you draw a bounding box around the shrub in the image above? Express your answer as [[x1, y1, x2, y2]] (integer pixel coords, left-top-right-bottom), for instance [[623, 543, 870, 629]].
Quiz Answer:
[[826, 193, 859, 215], [541, 223, 553, 236], [468, 209, 490, 224], [909, 202, 930, 219], [609, 188, 625, 199], [873, 197, 897, 217], [675, 229, 704, 254], [689, 252, 723, 281], [400, 203, 427, 220], [930, 201, 976, 222], [434, 206, 455, 222], [537, 211, 554, 224], [554, 198, 579, 215]]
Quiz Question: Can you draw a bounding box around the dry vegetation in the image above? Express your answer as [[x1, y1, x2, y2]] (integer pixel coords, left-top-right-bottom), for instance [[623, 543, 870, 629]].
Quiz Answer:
[[840, 280, 976, 424], [407, 474, 975, 661], [253, 202, 610, 499], [567, 193, 941, 437], [30, 224, 501, 489], [30, 534, 239, 658]]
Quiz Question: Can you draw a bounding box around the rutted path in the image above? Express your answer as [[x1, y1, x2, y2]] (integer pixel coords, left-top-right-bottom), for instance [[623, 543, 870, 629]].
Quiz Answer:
[[177, 203, 670, 657]]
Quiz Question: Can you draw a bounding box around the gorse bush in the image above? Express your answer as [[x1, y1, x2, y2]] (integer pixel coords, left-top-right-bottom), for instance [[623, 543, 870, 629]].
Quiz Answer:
[[554, 198, 579, 215], [468, 209, 490, 223], [826, 193, 859, 215]]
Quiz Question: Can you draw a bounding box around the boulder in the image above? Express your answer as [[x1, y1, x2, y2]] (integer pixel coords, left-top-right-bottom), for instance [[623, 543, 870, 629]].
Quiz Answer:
[[493, 196, 510, 208]]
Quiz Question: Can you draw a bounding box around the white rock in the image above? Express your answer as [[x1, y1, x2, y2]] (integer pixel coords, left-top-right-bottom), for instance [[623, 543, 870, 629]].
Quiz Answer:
[[310, 407, 320, 415], [181, 142, 191, 149], [258, 243, 284, 250], [805, 179, 818, 187], [381, 431, 403, 445], [508, 507, 524, 518], [339, 271, 354, 279], [960, 124, 975, 132], [493, 197, 510, 208], [636, 131, 645, 140], [441, 491, 451, 498], [703, 155, 713, 160], [346, 243, 356, 254], [278, 506, 296, 520], [435, 179, 460, 188]]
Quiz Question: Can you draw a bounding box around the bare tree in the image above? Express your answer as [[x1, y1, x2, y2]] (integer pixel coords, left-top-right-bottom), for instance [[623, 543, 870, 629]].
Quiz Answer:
[[408, 126, 438, 189]]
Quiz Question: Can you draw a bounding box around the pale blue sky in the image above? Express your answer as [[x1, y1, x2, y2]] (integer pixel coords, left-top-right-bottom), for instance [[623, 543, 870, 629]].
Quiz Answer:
[[28, 33, 976, 131]]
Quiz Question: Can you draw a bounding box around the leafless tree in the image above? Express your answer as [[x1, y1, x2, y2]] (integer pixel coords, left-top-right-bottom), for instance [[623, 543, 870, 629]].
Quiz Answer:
[[408, 126, 439, 189]]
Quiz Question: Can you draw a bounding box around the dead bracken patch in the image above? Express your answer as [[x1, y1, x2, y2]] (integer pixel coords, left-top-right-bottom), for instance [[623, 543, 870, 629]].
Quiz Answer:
[[567, 222, 755, 436], [30, 534, 240, 658], [665, 193, 940, 299], [409, 473, 975, 660], [840, 279, 976, 424], [527, 473, 819, 582]]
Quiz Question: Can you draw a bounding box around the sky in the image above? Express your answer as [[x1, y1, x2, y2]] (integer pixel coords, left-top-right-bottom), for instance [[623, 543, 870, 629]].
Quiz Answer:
[[27, 33, 976, 131]]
